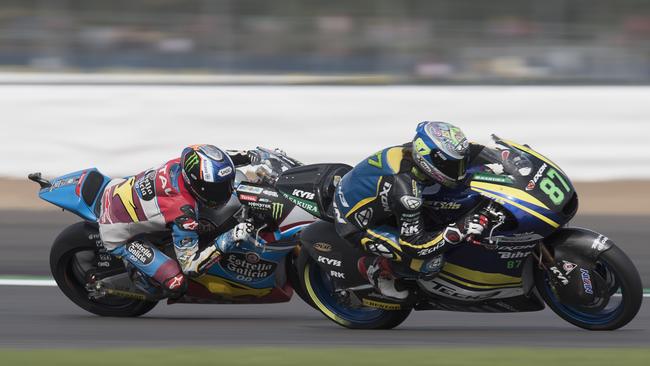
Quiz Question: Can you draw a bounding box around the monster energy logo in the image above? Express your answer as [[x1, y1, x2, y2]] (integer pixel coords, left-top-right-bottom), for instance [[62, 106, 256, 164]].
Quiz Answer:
[[272, 202, 284, 220], [185, 152, 200, 171]]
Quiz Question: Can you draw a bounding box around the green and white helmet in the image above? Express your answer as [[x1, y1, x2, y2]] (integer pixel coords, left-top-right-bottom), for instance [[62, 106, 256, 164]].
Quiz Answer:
[[411, 121, 470, 187]]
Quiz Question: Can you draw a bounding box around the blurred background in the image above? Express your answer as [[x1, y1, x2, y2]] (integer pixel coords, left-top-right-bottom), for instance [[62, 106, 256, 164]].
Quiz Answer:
[[0, 0, 649, 357], [1, 0, 648, 83]]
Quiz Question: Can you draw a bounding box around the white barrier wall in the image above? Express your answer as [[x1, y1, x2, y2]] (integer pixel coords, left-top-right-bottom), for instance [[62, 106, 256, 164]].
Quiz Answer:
[[1, 85, 648, 180]]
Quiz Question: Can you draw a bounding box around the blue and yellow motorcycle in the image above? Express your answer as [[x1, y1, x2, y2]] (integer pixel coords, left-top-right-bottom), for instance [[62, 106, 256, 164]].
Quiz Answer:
[[278, 136, 643, 330], [29, 148, 316, 317]]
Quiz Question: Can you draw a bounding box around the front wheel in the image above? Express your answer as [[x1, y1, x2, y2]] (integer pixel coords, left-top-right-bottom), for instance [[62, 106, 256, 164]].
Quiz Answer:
[[535, 245, 642, 330], [50, 222, 158, 317], [297, 250, 411, 329]]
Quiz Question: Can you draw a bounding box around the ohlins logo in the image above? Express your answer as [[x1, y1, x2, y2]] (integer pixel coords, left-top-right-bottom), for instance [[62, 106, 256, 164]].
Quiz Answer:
[[221, 252, 277, 280], [184, 152, 200, 171]]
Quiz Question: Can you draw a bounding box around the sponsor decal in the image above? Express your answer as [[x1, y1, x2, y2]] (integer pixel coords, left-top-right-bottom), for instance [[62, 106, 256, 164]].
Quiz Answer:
[[292, 189, 315, 201], [136, 170, 156, 201], [526, 163, 548, 191], [157, 164, 173, 196], [427, 282, 497, 301], [237, 184, 264, 194], [218, 166, 233, 177], [424, 256, 444, 272], [367, 151, 383, 168], [580, 268, 594, 294], [491, 233, 543, 244], [313, 242, 332, 252], [221, 252, 277, 282], [239, 194, 258, 202], [498, 251, 531, 259], [354, 208, 373, 227], [362, 298, 401, 310], [549, 266, 569, 285], [166, 274, 185, 290], [379, 182, 393, 212], [329, 271, 345, 279], [337, 186, 350, 208], [472, 173, 514, 184], [430, 201, 461, 210], [401, 221, 420, 236], [263, 190, 279, 197], [494, 243, 538, 251], [317, 255, 341, 267], [125, 241, 155, 265], [562, 260, 578, 275], [271, 202, 284, 220], [417, 240, 445, 256], [591, 235, 609, 251], [201, 158, 215, 182], [247, 201, 272, 211], [184, 152, 200, 172], [285, 195, 320, 215], [113, 177, 140, 222]]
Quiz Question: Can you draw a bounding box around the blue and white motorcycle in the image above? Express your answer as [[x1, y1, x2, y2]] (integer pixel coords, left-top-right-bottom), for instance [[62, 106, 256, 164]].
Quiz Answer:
[[29, 148, 316, 317]]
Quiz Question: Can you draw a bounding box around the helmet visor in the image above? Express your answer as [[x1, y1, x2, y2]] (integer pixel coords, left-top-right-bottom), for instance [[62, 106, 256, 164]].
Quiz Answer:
[[194, 180, 234, 208], [429, 152, 468, 181]]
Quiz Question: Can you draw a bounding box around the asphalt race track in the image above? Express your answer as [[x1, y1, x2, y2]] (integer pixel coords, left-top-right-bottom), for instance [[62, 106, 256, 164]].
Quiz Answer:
[[0, 211, 648, 348]]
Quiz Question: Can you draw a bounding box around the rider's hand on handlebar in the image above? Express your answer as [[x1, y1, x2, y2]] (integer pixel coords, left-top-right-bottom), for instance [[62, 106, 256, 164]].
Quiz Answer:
[[232, 222, 254, 242], [463, 213, 490, 244]]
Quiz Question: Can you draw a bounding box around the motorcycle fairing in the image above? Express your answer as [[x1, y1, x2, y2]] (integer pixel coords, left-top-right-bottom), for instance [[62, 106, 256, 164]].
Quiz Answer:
[[38, 168, 110, 222]]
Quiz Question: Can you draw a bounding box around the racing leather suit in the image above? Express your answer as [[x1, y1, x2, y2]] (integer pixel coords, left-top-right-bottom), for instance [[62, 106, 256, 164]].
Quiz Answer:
[[333, 143, 485, 276], [98, 151, 252, 296]]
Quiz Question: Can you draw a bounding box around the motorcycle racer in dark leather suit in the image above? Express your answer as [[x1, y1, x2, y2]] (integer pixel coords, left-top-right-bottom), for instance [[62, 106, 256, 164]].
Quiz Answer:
[[332, 121, 491, 299]]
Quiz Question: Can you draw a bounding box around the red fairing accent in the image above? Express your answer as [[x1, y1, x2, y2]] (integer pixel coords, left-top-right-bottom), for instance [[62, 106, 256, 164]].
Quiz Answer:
[[75, 171, 87, 196], [279, 221, 312, 232]]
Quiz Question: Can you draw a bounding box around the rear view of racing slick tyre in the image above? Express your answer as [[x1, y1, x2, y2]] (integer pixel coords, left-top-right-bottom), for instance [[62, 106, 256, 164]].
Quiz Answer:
[[535, 245, 642, 330], [297, 250, 411, 329], [50, 222, 158, 317]]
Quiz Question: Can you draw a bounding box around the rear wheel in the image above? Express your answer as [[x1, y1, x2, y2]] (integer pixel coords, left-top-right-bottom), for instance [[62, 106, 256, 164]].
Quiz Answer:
[[50, 222, 158, 317], [535, 245, 642, 330], [297, 250, 411, 329]]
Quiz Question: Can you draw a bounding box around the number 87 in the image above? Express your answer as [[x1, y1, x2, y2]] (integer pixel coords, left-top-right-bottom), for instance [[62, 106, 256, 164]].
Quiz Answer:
[[540, 168, 571, 205]]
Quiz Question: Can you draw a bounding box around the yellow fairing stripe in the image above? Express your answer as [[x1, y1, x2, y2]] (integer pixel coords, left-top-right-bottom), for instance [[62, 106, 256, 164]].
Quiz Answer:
[[472, 187, 560, 228], [503, 139, 564, 173], [438, 273, 522, 289], [386, 147, 404, 174], [470, 181, 549, 210], [345, 178, 382, 218], [366, 230, 402, 252], [409, 259, 424, 272], [399, 233, 444, 249], [304, 263, 350, 326], [442, 262, 522, 286]]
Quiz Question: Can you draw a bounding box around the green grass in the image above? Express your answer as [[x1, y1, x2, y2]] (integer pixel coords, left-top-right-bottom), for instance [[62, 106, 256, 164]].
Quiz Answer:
[[0, 348, 648, 366]]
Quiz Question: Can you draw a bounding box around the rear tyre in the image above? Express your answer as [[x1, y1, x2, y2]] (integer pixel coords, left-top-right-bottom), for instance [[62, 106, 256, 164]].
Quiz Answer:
[[50, 222, 158, 317], [297, 249, 411, 329], [535, 245, 642, 330]]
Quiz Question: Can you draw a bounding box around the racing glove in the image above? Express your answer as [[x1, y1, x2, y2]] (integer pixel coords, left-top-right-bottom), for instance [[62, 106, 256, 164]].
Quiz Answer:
[[443, 213, 490, 245], [216, 222, 255, 253]]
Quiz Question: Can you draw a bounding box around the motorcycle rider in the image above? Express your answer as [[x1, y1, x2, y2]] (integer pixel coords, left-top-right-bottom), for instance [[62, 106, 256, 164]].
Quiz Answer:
[[333, 121, 491, 300], [98, 144, 257, 298]]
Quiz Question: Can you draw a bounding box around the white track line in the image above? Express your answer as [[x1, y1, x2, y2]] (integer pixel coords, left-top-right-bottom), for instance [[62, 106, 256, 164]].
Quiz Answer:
[[0, 279, 56, 286], [0, 278, 649, 297]]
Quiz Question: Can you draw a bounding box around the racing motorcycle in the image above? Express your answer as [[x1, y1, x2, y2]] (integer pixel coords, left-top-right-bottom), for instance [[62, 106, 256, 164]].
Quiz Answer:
[[276, 136, 643, 330], [29, 148, 316, 317]]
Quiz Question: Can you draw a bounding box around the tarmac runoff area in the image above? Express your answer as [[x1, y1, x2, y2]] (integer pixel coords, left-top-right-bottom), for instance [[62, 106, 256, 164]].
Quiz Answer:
[[0, 179, 648, 347]]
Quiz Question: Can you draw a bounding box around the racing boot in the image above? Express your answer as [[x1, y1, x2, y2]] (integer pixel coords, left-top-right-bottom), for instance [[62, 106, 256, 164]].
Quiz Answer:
[[180, 245, 222, 278], [358, 256, 408, 300]]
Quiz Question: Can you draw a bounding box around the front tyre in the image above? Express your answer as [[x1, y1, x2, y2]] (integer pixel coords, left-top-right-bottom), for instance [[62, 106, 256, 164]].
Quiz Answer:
[[50, 222, 158, 317], [535, 245, 642, 330], [297, 250, 411, 329]]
